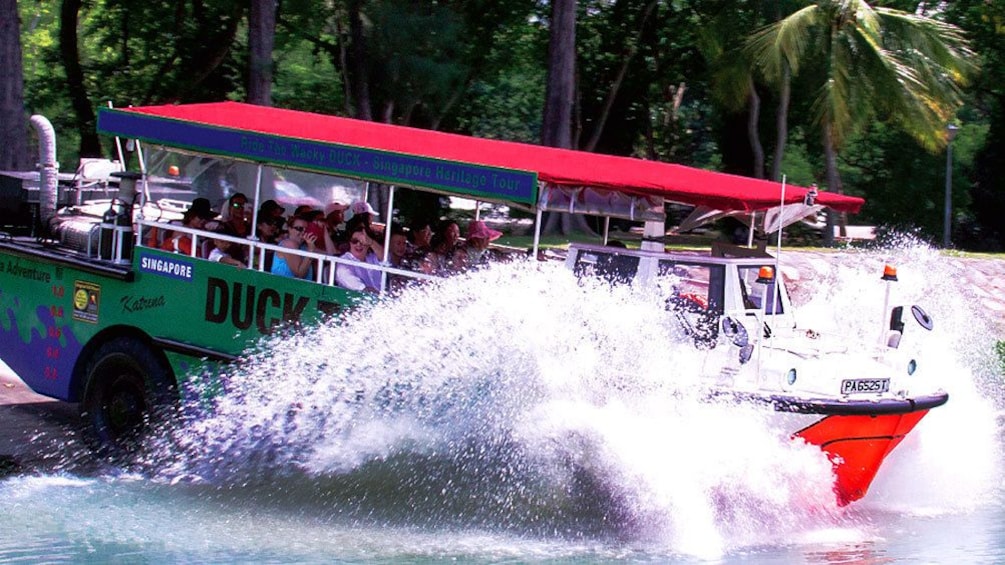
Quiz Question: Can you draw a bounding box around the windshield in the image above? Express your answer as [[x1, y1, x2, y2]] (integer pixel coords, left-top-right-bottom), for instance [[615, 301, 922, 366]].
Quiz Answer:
[[737, 265, 784, 314]]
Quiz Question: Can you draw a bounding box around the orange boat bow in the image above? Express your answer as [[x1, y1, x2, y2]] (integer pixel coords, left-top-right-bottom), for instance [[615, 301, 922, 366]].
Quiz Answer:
[[795, 410, 930, 505]]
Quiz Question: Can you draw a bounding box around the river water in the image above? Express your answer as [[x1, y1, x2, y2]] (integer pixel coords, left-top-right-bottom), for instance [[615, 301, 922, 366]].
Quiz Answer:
[[1, 242, 1002, 563]]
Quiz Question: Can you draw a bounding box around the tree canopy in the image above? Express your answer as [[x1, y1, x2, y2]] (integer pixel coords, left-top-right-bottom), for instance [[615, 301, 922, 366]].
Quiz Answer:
[[5, 0, 1002, 249]]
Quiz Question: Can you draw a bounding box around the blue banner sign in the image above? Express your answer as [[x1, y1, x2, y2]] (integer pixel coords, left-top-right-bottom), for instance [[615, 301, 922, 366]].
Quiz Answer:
[[98, 109, 538, 205]]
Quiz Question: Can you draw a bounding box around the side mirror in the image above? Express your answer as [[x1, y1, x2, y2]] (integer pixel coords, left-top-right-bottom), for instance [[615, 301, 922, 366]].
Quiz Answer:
[[911, 305, 934, 331], [721, 316, 749, 348], [889, 306, 905, 333]]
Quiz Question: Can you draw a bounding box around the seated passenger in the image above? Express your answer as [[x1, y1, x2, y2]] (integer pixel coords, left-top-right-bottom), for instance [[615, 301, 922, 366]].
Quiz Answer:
[[208, 233, 245, 268], [302, 208, 336, 255], [388, 224, 409, 268], [324, 200, 350, 254], [348, 200, 378, 229], [407, 217, 433, 255], [220, 192, 251, 238], [254, 214, 284, 272], [270, 214, 319, 280], [431, 219, 460, 255], [446, 242, 469, 275], [160, 198, 217, 257], [386, 224, 412, 292], [336, 224, 384, 293], [258, 199, 285, 223], [465, 220, 502, 266]]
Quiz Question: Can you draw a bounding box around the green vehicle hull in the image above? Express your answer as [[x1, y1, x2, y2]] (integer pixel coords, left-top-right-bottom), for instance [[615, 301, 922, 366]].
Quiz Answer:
[[0, 241, 362, 405]]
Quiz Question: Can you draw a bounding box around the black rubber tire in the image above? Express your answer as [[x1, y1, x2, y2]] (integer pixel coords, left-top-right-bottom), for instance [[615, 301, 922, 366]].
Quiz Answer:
[[80, 337, 176, 456]]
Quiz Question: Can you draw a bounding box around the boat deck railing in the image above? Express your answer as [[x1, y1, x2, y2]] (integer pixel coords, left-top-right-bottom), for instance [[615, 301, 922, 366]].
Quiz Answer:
[[135, 218, 439, 289]]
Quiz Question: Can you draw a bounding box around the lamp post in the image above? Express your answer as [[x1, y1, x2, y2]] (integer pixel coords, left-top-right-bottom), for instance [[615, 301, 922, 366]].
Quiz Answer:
[[943, 123, 959, 248]]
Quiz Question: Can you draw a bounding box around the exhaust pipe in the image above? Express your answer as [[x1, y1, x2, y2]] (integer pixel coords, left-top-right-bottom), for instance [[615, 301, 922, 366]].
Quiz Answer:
[[30, 115, 58, 227]]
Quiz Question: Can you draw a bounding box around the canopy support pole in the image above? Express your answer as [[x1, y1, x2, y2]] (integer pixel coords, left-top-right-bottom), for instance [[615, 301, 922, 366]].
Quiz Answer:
[[641, 220, 663, 252], [770, 175, 786, 325], [107, 101, 126, 173], [603, 217, 610, 245], [247, 164, 264, 268], [380, 185, 396, 292], [133, 139, 150, 206], [532, 208, 543, 260], [747, 212, 756, 247]]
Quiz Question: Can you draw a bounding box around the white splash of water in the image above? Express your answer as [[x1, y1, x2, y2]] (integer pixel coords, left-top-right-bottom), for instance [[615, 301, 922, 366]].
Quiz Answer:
[[149, 240, 1001, 556], [780, 238, 1003, 514]]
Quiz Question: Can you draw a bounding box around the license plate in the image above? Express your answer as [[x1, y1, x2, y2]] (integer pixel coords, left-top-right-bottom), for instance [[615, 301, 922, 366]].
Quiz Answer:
[[841, 378, 890, 394]]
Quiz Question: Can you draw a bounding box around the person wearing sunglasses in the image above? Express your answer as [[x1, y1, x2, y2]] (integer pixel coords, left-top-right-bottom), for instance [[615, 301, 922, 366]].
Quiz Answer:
[[270, 213, 320, 280], [335, 224, 384, 293], [221, 193, 251, 238]]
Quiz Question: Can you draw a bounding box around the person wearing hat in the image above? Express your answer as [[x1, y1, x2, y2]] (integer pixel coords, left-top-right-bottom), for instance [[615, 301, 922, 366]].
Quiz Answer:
[[254, 214, 284, 272], [348, 200, 378, 221], [465, 220, 502, 265], [258, 199, 286, 222], [346, 199, 385, 247], [324, 200, 350, 253], [160, 198, 218, 257]]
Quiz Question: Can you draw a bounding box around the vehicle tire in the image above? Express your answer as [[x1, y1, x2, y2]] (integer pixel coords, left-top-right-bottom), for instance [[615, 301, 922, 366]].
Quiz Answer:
[[80, 337, 176, 456]]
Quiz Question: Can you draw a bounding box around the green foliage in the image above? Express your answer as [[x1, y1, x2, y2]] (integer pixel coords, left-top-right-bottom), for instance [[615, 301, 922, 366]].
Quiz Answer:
[[837, 118, 988, 241], [748, 0, 976, 152], [272, 38, 344, 114], [365, 0, 468, 124], [9, 0, 1005, 251], [454, 21, 547, 142], [997, 341, 1005, 376], [773, 128, 816, 187]]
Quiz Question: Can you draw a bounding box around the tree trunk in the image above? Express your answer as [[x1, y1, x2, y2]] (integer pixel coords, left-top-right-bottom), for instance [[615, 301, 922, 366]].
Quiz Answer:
[[430, 85, 464, 131], [770, 62, 791, 182], [348, 0, 372, 121], [583, 0, 657, 153], [540, 0, 593, 235], [60, 0, 102, 158], [335, 17, 353, 116], [747, 76, 764, 179], [541, 0, 576, 149], [822, 122, 844, 246], [248, 0, 276, 106], [167, 6, 243, 103], [0, 0, 29, 170]]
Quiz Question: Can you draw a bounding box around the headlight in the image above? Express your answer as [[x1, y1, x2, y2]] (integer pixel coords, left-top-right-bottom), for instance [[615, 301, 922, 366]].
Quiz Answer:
[[907, 359, 917, 375], [787, 368, 797, 385]]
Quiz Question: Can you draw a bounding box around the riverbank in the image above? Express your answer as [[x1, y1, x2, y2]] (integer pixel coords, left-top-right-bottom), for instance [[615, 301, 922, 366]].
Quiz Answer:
[[772, 250, 1005, 337], [0, 363, 90, 474]]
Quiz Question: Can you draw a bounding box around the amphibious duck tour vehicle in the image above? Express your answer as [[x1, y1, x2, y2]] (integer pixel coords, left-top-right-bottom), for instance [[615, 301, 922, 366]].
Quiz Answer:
[[0, 102, 942, 504]]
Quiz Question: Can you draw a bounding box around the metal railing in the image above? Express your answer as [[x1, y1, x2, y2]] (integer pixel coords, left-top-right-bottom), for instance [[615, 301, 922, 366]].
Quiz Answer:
[[136, 219, 439, 290]]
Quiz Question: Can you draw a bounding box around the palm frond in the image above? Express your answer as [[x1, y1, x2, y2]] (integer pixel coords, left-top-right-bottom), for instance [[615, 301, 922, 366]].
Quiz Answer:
[[745, 5, 820, 81]]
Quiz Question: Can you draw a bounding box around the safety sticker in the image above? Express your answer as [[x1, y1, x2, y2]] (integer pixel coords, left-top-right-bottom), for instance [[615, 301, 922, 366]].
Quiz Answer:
[[72, 280, 101, 324]]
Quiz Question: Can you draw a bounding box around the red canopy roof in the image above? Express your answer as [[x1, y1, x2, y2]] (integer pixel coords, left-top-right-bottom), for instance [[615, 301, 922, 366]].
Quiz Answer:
[[113, 102, 863, 213]]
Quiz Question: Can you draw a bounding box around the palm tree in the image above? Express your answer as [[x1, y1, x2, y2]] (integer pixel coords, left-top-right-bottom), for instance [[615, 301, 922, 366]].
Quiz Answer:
[[746, 0, 976, 243]]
